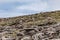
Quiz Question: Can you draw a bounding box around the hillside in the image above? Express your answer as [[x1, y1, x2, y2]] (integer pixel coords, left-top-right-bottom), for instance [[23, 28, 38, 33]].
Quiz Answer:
[[0, 10, 60, 40], [0, 10, 60, 26]]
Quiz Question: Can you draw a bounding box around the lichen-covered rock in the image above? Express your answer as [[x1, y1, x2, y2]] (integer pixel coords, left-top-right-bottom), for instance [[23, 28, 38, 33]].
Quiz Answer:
[[32, 33, 44, 40], [21, 36, 32, 40]]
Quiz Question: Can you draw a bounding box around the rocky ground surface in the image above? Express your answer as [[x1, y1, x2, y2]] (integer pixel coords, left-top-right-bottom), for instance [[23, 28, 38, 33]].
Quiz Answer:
[[0, 18, 60, 40], [0, 11, 60, 40]]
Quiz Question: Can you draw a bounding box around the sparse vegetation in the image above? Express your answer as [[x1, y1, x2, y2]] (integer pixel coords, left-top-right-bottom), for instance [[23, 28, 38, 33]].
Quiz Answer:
[[0, 10, 60, 40], [0, 10, 60, 26]]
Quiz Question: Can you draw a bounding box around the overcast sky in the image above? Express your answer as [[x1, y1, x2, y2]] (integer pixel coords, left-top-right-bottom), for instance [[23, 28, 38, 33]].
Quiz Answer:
[[0, 0, 60, 18]]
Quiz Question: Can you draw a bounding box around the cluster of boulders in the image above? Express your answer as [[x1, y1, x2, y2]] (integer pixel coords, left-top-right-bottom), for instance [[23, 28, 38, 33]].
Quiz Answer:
[[0, 17, 60, 40], [0, 22, 60, 40], [20, 23, 60, 40]]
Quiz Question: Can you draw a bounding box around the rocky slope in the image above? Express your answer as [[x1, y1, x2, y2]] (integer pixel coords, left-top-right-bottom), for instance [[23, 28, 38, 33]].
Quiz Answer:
[[0, 10, 60, 40]]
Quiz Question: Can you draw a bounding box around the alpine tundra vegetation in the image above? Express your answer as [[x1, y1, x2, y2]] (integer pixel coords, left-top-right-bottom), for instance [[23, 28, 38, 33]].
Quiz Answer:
[[0, 10, 60, 40]]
